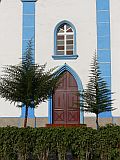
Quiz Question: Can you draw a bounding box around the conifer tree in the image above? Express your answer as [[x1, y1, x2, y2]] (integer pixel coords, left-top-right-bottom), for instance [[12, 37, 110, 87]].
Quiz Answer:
[[0, 40, 59, 127], [81, 53, 115, 129]]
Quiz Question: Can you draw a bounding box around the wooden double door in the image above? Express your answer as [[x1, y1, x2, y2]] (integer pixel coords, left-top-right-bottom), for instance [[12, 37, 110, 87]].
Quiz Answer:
[[52, 71, 80, 124]]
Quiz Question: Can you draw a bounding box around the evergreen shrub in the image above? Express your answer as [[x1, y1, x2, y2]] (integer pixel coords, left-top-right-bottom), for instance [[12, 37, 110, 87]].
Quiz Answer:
[[0, 125, 120, 160]]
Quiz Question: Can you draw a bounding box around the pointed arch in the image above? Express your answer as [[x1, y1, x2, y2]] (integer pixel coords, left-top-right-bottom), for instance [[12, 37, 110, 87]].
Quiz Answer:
[[48, 63, 84, 124]]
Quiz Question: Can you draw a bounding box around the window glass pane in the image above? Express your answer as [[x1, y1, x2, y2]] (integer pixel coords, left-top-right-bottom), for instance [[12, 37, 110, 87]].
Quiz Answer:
[[57, 46, 64, 50], [66, 35, 73, 40], [66, 51, 73, 55], [66, 45, 73, 50], [57, 35, 64, 40], [66, 40, 73, 45], [57, 25, 64, 33], [58, 28, 64, 33], [56, 23, 75, 57], [66, 28, 73, 32], [59, 24, 64, 30], [57, 41, 64, 45], [66, 24, 71, 30], [56, 51, 64, 55]]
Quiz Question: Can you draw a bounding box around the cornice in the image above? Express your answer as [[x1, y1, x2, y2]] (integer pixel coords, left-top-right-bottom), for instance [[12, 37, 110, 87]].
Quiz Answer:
[[21, 0, 37, 2]]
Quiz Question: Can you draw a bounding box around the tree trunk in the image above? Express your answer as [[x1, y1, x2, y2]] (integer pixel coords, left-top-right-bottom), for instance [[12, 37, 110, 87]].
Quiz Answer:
[[96, 114, 99, 130], [24, 105, 28, 128]]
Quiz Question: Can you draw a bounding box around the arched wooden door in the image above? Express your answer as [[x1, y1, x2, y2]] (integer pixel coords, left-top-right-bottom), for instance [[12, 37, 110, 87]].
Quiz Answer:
[[52, 71, 80, 124]]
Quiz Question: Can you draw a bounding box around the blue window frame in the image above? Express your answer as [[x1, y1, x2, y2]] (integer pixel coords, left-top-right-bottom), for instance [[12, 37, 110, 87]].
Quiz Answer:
[[52, 20, 78, 60]]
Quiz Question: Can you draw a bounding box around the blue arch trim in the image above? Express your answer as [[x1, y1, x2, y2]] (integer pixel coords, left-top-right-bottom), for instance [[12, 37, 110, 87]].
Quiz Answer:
[[48, 63, 84, 124], [53, 20, 78, 60]]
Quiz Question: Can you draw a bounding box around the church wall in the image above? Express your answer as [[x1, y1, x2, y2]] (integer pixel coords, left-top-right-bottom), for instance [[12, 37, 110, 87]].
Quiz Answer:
[[110, 0, 120, 117], [0, 0, 22, 117], [35, 0, 97, 118], [0, 0, 120, 127]]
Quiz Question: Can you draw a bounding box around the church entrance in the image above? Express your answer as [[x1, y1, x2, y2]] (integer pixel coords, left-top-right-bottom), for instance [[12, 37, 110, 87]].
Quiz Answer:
[[52, 71, 80, 124]]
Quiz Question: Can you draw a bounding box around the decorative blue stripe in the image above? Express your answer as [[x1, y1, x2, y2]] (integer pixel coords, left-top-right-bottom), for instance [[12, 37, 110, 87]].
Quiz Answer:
[[48, 96, 52, 124], [97, 36, 110, 49], [97, 50, 110, 62], [97, 11, 110, 22], [23, 27, 35, 39], [23, 2, 35, 14], [102, 77, 111, 88], [23, 15, 35, 26], [21, 105, 35, 118], [96, 0, 112, 118], [21, 1, 36, 118], [22, 39, 35, 52], [99, 63, 111, 77], [96, 0, 109, 10], [48, 63, 84, 124], [97, 23, 110, 36]]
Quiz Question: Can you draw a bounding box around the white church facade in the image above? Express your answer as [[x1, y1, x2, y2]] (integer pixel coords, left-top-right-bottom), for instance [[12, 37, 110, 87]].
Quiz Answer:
[[0, 0, 120, 128]]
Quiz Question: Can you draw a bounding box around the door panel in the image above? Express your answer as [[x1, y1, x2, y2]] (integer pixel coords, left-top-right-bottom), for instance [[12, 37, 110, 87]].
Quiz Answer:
[[57, 72, 67, 90], [67, 91, 80, 124], [53, 92, 66, 124], [67, 91, 79, 108], [67, 111, 80, 122], [67, 72, 78, 89], [53, 71, 80, 124]]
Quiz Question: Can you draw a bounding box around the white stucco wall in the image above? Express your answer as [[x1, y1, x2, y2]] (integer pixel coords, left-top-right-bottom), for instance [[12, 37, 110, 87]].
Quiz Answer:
[[110, 0, 120, 116], [35, 0, 97, 117], [1, 0, 119, 118], [0, 0, 22, 116]]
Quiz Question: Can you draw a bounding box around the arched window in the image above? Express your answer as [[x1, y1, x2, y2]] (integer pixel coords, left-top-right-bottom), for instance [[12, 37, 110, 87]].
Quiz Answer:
[[57, 23, 74, 55], [53, 21, 78, 60]]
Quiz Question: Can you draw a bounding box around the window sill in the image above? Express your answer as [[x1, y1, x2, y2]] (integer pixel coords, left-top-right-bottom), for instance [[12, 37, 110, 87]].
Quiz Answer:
[[52, 55, 78, 60]]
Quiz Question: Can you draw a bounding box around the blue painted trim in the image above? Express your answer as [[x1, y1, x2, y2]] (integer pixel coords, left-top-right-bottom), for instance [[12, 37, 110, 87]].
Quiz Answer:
[[99, 63, 111, 77], [96, 0, 109, 10], [97, 11, 110, 23], [20, 106, 35, 118], [23, 27, 35, 39], [21, 0, 37, 2], [23, 2, 35, 14], [54, 20, 77, 60], [97, 22, 110, 37], [97, 36, 110, 49], [48, 63, 84, 124], [96, 0, 112, 118], [52, 55, 78, 60], [48, 96, 52, 124], [97, 50, 110, 62], [23, 15, 35, 26], [21, 1, 36, 118]]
